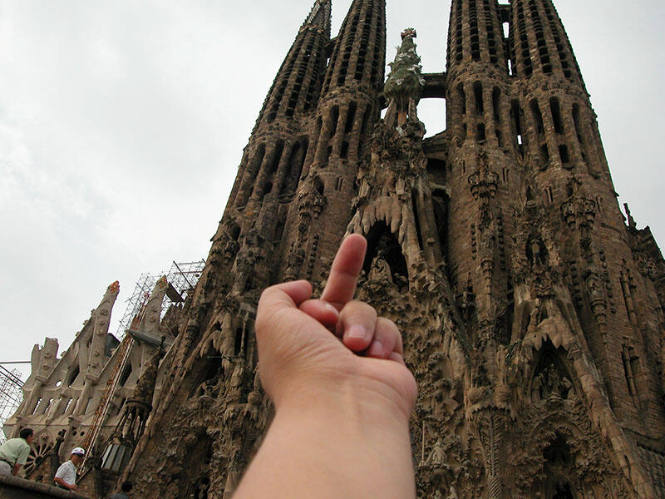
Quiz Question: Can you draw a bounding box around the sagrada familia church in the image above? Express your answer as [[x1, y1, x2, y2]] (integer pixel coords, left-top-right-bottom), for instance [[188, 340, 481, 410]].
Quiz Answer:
[[3, 0, 665, 497]]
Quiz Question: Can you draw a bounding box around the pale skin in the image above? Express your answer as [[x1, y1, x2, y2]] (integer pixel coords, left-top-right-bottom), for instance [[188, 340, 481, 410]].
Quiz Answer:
[[234, 234, 417, 498], [53, 453, 82, 491], [12, 433, 34, 476]]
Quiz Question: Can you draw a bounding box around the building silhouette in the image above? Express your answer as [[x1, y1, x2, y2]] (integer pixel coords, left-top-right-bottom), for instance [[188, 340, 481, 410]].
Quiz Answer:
[[6, 0, 665, 497]]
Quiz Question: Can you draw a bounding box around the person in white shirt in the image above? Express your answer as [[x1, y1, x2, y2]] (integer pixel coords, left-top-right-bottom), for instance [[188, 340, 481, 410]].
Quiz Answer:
[[0, 428, 33, 476], [54, 447, 85, 491]]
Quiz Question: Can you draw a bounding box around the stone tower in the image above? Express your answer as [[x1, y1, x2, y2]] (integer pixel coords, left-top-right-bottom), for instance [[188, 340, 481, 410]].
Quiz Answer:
[[116, 0, 665, 497]]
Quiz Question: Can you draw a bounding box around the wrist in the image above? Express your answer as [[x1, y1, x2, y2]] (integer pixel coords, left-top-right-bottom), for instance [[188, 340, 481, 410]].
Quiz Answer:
[[275, 373, 412, 431]]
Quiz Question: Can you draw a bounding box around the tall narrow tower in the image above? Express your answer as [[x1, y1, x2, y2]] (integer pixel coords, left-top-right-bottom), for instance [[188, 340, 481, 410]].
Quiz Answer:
[[279, 0, 387, 284], [116, 1, 665, 497]]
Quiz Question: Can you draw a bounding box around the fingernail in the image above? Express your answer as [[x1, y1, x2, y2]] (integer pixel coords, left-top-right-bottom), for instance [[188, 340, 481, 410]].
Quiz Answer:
[[324, 302, 339, 316], [368, 339, 384, 357], [347, 325, 367, 340]]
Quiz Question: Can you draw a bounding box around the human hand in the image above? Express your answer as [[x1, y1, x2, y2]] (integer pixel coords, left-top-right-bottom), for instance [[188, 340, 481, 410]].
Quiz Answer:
[[255, 234, 417, 421]]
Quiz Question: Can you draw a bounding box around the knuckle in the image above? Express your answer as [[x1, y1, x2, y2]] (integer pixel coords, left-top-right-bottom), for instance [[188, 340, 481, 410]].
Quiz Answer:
[[343, 300, 377, 317]]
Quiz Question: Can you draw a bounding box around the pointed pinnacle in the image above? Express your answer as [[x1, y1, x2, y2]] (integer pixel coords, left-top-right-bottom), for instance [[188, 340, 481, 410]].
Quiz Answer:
[[304, 0, 331, 31]]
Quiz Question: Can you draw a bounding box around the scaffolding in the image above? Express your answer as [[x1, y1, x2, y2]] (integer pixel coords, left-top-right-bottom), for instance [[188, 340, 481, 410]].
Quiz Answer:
[[114, 260, 206, 337], [0, 366, 23, 443]]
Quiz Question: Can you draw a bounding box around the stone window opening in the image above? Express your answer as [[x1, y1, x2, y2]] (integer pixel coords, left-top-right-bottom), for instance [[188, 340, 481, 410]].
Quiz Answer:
[[622, 345, 640, 399], [411, 193, 424, 251], [335, 177, 344, 191], [502, 21, 509, 38], [572, 104, 587, 161], [42, 398, 53, 415], [473, 82, 484, 116], [541, 435, 575, 498], [496, 129, 504, 147], [31, 398, 42, 416], [341, 141, 349, 159], [237, 144, 266, 207], [477, 123, 486, 142], [432, 189, 449, 257], [329, 106, 340, 142], [492, 87, 501, 123], [273, 217, 286, 244], [258, 141, 284, 198], [559, 144, 570, 165], [234, 327, 245, 357], [530, 99, 545, 135], [282, 139, 308, 197], [67, 366, 80, 387], [511, 100, 525, 156], [458, 84, 466, 115], [315, 176, 325, 196], [119, 364, 132, 387], [345, 102, 357, 133], [550, 98, 564, 134], [62, 398, 73, 416], [358, 106, 373, 155]]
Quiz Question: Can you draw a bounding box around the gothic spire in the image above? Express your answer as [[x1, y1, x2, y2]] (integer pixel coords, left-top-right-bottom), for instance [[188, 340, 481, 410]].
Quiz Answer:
[[254, 0, 332, 126], [321, 0, 386, 95], [304, 0, 331, 35]]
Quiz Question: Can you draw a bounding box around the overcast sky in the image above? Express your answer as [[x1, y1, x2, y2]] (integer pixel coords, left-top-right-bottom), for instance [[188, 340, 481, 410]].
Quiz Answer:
[[1, 0, 663, 380]]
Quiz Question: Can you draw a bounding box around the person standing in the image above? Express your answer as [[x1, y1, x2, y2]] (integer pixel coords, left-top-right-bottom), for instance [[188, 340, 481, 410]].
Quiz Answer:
[[0, 428, 34, 477], [54, 447, 85, 491]]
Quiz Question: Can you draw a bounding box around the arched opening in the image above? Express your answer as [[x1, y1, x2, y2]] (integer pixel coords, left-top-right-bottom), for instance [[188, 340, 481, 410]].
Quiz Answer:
[[189, 356, 223, 398], [541, 434, 576, 498], [228, 223, 241, 242], [550, 97, 564, 134], [492, 87, 501, 123], [473, 82, 484, 115], [67, 366, 80, 387], [363, 222, 409, 290], [119, 364, 132, 387], [530, 340, 573, 401]]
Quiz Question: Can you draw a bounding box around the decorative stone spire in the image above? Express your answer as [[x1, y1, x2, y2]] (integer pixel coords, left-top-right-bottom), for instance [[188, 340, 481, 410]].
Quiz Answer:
[[384, 28, 425, 128], [134, 276, 168, 336], [87, 281, 120, 377]]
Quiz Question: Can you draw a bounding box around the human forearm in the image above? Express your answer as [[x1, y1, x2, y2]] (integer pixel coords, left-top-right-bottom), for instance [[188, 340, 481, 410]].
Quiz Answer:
[[235, 380, 415, 498], [54, 477, 76, 490]]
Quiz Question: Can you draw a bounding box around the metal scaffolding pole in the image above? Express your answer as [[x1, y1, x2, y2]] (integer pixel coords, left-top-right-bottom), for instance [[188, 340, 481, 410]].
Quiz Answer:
[[0, 366, 24, 443], [114, 259, 205, 337]]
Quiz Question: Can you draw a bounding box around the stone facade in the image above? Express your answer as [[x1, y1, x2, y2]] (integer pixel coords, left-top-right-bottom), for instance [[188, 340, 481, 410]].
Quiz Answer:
[[2, 278, 180, 493], [7, 0, 665, 497]]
